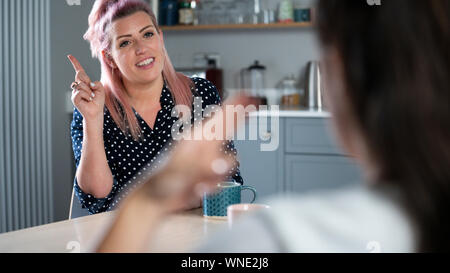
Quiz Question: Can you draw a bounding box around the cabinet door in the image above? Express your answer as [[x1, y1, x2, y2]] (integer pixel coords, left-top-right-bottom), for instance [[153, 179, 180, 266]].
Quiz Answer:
[[235, 140, 282, 202], [285, 154, 362, 193], [234, 118, 284, 202], [285, 118, 346, 155]]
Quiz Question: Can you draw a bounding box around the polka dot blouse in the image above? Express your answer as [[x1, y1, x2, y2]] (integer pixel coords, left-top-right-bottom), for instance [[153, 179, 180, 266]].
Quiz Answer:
[[71, 77, 244, 214]]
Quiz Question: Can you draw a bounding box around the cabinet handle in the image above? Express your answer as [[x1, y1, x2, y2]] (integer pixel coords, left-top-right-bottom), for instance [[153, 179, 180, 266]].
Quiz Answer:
[[261, 132, 272, 141]]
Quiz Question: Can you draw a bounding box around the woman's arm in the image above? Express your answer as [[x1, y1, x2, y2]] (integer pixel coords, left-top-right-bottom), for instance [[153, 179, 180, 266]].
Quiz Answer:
[[76, 117, 113, 198], [68, 55, 113, 198]]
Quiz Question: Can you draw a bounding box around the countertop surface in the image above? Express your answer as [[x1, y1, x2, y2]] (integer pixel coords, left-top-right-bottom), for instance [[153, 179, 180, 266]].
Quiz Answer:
[[0, 208, 227, 253], [250, 107, 331, 118]]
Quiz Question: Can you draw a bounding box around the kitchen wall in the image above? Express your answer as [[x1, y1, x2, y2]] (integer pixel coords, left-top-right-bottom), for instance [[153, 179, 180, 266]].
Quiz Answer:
[[49, 0, 320, 222], [165, 0, 320, 97], [164, 28, 320, 97]]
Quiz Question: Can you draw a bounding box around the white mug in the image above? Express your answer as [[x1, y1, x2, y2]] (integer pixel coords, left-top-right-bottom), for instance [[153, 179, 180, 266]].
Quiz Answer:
[[227, 203, 270, 229]]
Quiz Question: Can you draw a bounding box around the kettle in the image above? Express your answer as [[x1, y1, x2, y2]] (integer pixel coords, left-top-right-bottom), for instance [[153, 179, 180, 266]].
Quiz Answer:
[[241, 60, 267, 105], [306, 61, 324, 110]]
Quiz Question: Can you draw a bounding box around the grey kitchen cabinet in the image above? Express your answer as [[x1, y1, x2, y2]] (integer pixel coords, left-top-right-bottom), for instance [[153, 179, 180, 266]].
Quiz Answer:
[[234, 114, 363, 199], [234, 138, 283, 202], [285, 118, 345, 155], [284, 117, 363, 192], [234, 117, 284, 202], [285, 154, 362, 192]]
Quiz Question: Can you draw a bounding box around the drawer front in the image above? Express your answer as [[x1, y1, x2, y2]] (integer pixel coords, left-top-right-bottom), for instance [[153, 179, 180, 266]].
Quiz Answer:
[[285, 118, 345, 155], [285, 154, 362, 193]]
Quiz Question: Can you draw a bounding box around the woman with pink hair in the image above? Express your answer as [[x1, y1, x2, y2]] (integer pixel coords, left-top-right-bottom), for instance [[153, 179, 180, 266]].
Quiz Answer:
[[68, 0, 243, 214]]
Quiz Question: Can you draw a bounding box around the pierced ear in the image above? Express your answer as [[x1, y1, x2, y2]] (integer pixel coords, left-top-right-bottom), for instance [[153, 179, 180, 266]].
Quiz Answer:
[[102, 50, 117, 69]]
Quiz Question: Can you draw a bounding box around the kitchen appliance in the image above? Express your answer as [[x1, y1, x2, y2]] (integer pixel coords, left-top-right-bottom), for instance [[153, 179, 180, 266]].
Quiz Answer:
[[306, 61, 324, 110], [241, 60, 267, 105]]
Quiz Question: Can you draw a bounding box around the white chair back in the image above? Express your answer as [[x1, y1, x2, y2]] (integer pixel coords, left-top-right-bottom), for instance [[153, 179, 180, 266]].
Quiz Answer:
[[69, 188, 89, 219]]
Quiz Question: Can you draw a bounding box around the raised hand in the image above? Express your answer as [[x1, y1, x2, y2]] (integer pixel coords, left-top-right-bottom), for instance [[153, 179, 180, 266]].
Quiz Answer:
[[68, 55, 106, 123]]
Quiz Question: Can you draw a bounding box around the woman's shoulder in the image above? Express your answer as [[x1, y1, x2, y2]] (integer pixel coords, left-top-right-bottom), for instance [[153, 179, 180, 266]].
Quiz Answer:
[[190, 77, 221, 106], [259, 185, 415, 252], [191, 76, 216, 88]]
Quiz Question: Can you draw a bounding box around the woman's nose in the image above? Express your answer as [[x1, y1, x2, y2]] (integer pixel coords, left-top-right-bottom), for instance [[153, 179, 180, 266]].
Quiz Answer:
[[135, 41, 147, 55]]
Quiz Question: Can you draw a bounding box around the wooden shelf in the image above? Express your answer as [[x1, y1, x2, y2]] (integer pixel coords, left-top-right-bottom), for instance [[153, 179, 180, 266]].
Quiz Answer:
[[160, 22, 313, 31]]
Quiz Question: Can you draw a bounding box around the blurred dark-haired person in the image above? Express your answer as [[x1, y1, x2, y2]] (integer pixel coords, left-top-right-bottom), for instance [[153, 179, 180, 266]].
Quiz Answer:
[[97, 0, 450, 252]]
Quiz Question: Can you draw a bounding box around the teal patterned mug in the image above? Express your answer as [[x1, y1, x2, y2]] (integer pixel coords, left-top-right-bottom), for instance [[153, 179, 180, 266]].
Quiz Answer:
[[203, 182, 257, 218]]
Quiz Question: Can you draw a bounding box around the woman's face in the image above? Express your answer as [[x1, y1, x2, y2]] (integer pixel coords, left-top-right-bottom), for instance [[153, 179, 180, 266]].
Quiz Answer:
[[108, 11, 164, 86]]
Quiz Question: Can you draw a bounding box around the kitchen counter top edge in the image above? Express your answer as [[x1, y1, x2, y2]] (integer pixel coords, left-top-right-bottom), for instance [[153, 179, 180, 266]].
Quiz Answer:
[[249, 110, 331, 118]]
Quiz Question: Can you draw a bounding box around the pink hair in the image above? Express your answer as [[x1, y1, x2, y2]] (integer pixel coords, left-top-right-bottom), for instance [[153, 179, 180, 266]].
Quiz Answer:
[[83, 0, 193, 140]]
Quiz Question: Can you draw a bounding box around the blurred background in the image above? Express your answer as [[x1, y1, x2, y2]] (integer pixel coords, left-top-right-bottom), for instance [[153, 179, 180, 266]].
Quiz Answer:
[[0, 0, 361, 234]]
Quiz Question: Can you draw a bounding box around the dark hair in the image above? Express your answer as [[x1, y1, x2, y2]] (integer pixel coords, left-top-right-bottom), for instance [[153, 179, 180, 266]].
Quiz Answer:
[[317, 0, 450, 252]]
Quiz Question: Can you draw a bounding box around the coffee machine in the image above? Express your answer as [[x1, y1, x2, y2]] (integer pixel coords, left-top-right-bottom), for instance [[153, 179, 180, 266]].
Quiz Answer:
[[241, 60, 268, 105]]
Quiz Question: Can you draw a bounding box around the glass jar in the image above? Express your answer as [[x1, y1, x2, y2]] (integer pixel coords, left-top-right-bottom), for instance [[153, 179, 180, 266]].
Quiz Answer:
[[280, 74, 300, 107], [294, 0, 311, 23], [278, 0, 294, 23], [179, 0, 194, 25]]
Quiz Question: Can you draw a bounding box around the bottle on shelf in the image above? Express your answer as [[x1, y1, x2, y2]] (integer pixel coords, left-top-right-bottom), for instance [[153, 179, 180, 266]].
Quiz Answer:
[[178, 0, 194, 25], [190, 0, 199, 25], [205, 58, 224, 100], [293, 0, 311, 23], [278, 0, 294, 23], [159, 0, 179, 26]]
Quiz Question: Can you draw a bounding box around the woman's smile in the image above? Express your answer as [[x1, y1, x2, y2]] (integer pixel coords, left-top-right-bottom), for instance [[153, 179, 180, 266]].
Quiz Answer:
[[136, 57, 155, 70]]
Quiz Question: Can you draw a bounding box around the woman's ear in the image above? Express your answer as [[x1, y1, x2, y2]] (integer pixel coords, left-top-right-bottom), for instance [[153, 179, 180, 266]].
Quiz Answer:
[[102, 50, 117, 69], [158, 29, 164, 45]]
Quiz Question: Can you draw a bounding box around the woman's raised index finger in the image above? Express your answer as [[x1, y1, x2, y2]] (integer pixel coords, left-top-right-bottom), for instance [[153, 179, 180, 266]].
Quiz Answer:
[[67, 55, 85, 73]]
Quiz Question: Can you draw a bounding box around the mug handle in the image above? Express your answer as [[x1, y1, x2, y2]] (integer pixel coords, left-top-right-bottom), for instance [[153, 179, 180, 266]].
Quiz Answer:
[[241, 186, 257, 203]]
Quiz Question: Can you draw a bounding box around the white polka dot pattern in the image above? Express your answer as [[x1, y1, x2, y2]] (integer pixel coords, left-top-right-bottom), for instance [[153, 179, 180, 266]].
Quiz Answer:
[[70, 77, 243, 214]]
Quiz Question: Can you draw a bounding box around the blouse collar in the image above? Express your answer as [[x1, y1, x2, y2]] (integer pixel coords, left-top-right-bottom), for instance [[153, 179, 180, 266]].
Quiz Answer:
[[160, 82, 176, 109]]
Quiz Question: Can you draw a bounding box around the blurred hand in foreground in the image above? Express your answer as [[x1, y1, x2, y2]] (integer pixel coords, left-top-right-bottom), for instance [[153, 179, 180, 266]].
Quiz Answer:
[[133, 94, 258, 213], [97, 94, 258, 252]]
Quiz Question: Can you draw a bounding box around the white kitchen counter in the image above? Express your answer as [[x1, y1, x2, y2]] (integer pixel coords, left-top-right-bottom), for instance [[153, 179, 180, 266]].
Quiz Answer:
[[250, 109, 331, 118]]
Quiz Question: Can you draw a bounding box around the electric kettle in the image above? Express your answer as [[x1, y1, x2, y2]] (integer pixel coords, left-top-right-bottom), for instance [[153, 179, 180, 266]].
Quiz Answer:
[[306, 61, 324, 110]]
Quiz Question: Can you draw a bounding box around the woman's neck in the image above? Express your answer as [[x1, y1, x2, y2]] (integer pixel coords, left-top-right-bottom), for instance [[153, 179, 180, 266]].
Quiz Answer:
[[123, 75, 164, 111]]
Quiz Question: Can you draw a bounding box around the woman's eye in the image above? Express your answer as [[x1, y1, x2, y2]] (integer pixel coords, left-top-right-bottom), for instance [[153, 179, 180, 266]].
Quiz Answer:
[[119, 32, 153, 48], [119, 41, 130, 48]]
